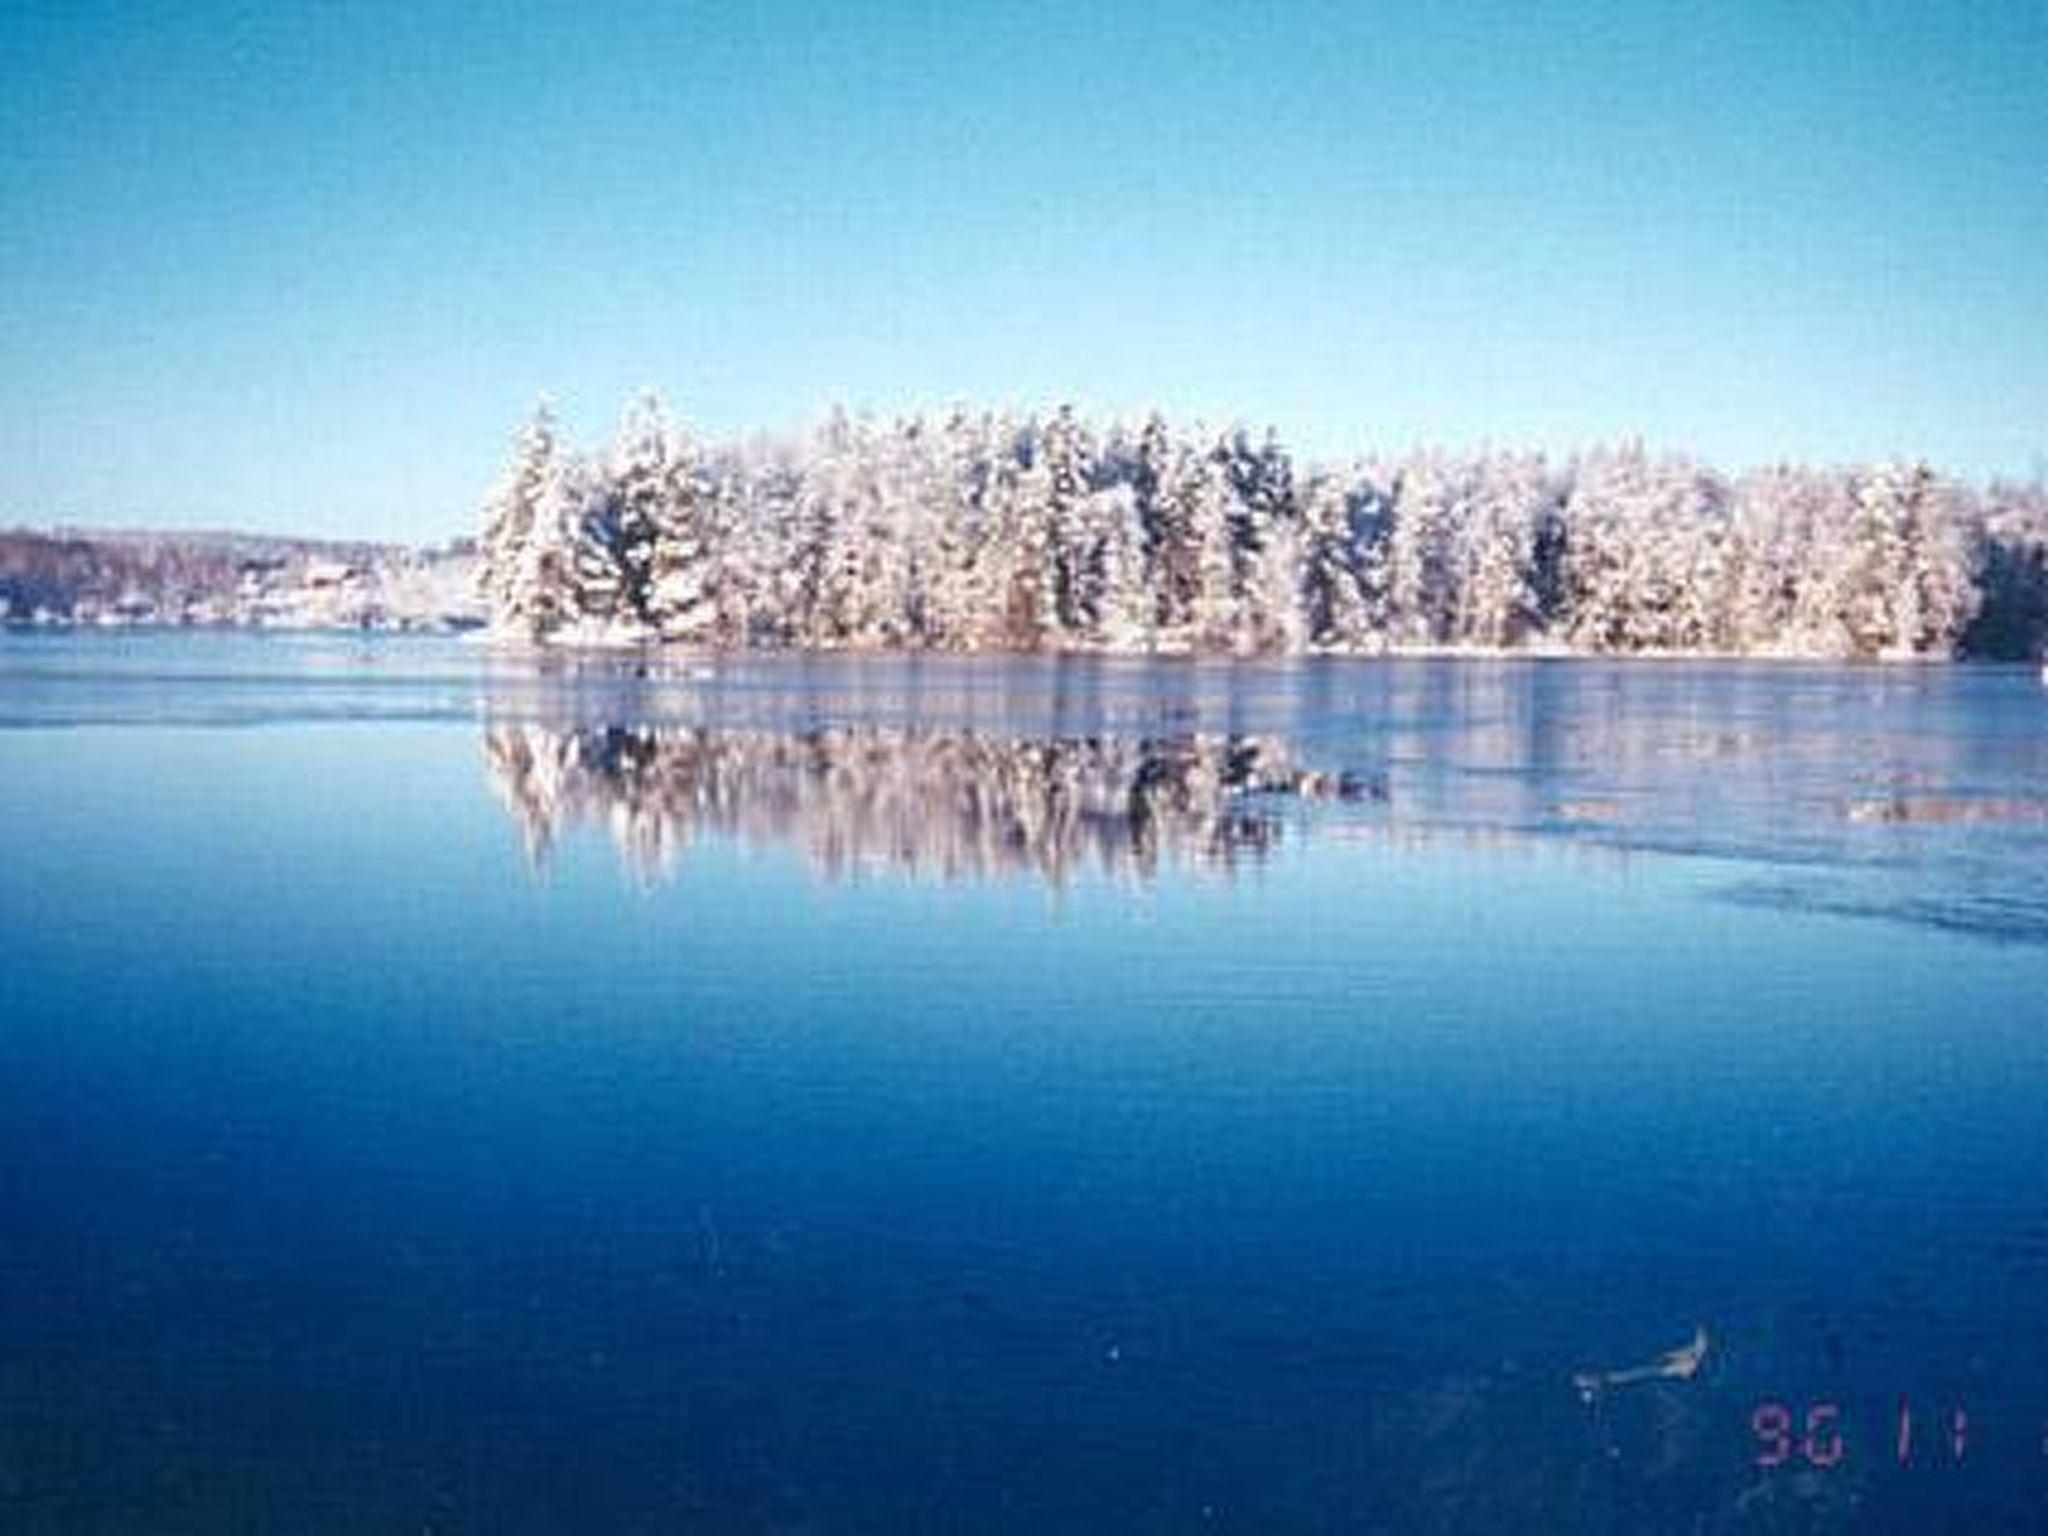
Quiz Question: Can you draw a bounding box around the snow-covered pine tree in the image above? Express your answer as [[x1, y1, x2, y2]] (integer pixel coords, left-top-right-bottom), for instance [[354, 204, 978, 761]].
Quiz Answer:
[[1835, 461, 1979, 657], [626, 400, 716, 644], [993, 417, 1061, 649], [1559, 442, 1720, 654], [1186, 443, 1241, 651], [1836, 463, 1915, 657], [1298, 470, 1370, 649], [867, 415, 930, 647], [1083, 483, 1153, 649], [1037, 404, 1098, 640], [1900, 465, 1979, 657], [1385, 450, 1463, 647], [1728, 465, 1817, 653], [1345, 463, 1399, 647], [478, 400, 559, 631], [1144, 427, 1207, 644], [744, 446, 810, 648], [1771, 467, 1862, 656], [917, 409, 990, 649], [503, 450, 593, 640], [1654, 458, 1734, 653], [599, 391, 677, 635], [695, 454, 755, 646], [1129, 413, 1179, 624], [562, 457, 630, 635], [1234, 429, 1302, 651], [1454, 451, 1546, 649], [802, 409, 877, 646]]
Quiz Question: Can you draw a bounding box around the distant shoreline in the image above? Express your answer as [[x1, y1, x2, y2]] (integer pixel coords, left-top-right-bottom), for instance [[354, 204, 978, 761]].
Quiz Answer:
[[3, 615, 2031, 667], [7, 508, 2046, 661], [0, 526, 481, 634]]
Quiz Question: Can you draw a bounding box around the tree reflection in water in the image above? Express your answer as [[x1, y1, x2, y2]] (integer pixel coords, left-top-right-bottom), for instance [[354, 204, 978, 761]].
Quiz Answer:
[[484, 723, 1376, 883]]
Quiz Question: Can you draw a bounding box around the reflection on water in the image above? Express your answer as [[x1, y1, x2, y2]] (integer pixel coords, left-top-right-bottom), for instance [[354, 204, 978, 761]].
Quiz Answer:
[[484, 723, 1376, 882], [468, 655, 2048, 946]]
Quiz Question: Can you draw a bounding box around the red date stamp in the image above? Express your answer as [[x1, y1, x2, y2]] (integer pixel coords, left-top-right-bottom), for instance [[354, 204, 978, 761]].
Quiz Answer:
[[1752, 1399, 1979, 1468]]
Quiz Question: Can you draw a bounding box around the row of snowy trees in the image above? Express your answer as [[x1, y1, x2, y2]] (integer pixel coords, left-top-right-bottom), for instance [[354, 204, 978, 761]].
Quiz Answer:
[[477, 394, 2048, 658]]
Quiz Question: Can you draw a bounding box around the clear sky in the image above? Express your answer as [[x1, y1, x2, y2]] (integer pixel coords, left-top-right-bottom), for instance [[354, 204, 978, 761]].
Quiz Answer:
[[3, 0, 2044, 541]]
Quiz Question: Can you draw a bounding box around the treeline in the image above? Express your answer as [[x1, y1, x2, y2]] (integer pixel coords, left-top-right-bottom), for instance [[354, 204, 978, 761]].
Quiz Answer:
[[0, 530, 332, 622], [0, 528, 476, 628], [476, 395, 2048, 659]]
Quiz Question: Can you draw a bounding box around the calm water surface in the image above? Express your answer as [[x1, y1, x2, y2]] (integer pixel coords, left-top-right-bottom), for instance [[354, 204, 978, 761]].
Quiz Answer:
[[2, 632, 2047, 1533]]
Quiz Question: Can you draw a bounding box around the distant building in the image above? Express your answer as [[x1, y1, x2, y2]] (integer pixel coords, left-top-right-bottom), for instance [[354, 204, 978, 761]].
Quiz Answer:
[[304, 559, 359, 589]]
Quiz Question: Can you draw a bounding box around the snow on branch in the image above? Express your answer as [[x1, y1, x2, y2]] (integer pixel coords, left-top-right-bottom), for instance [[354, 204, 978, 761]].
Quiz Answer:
[[474, 397, 2048, 660]]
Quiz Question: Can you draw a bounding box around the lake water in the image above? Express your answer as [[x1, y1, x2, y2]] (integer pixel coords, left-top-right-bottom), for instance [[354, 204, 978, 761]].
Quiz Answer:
[[2, 632, 2047, 1533]]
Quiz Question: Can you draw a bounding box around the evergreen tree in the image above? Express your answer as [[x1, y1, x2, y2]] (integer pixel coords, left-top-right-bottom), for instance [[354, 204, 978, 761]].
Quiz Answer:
[[1299, 471, 1370, 648], [505, 451, 592, 639], [478, 401, 559, 630], [1386, 451, 1463, 647], [1455, 452, 1546, 649], [603, 391, 675, 628]]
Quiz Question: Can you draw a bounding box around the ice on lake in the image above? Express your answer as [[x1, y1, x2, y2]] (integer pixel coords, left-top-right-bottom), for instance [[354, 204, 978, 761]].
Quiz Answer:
[[2, 631, 2047, 1532]]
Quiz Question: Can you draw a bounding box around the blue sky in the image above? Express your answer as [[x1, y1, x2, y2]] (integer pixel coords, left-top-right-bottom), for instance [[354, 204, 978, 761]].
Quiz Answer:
[[3, 0, 2044, 541]]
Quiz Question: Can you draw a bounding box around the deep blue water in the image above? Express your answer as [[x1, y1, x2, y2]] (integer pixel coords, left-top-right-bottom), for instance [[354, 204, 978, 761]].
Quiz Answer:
[[3, 632, 2047, 1532]]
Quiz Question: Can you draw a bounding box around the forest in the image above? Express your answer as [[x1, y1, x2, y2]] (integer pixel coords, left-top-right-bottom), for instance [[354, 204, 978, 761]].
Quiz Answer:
[[476, 395, 2048, 659]]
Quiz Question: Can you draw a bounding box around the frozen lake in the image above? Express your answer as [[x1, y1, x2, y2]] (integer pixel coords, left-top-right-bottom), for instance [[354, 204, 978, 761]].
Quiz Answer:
[[2, 631, 2047, 1531]]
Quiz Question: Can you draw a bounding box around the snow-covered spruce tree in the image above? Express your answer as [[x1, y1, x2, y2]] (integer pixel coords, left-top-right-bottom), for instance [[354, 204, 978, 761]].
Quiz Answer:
[[1839, 463, 1913, 656], [1232, 430, 1304, 653], [1832, 461, 1978, 658], [1144, 427, 1209, 644], [1198, 428, 1294, 652], [1083, 482, 1153, 649], [1727, 464, 1841, 654], [560, 456, 632, 636], [1047, 426, 1155, 651], [1249, 498, 1307, 652], [800, 409, 879, 647], [990, 417, 1061, 650], [925, 409, 995, 651], [870, 416, 933, 647], [1636, 455, 1732, 654], [1554, 443, 1726, 653], [744, 445, 810, 648], [609, 395, 708, 644], [594, 391, 676, 636], [501, 449, 594, 640], [1298, 470, 1372, 649], [1678, 479, 1742, 654], [1451, 451, 1547, 649], [1556, 445, 1631, 651], [1905, 469, 1980, 657], [1724, 466, 1797, 653], [1385, 450, 1465, 648], [854, 418, 919, 647], [477, 401, 559, 631], [693, 454, 756, 647], [1344, 463, 1399, 647], [1035, 404, 1099, 641], [1184, 444, 1242, 651], [1128, 413, 1182, 631]]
